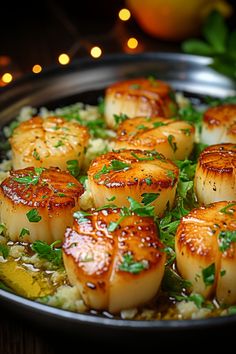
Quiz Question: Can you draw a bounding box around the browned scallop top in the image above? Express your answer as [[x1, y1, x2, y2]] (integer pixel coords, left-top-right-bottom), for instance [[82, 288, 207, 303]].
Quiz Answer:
[[176, 201, 236, 259], [0, 167, 83, 210], [10, 116, 89, 153], [116, 116, 194, 146], [203, 104, 236, 127], [88, 150, 179, 189], [63, 208, 165, 278], [198, 143, 236, 173], [106, 78, 178, 117]]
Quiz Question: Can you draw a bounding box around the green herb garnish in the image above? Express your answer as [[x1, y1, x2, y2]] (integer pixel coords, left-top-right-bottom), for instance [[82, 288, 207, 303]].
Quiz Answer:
[[219, 203, 236, 215], [0, 244, 9, 259], [26, 209, 42, 223], [19, 228, 30, 238], [66, 160, 80, 178], [202, 263, 215, 286], [219, 230, 236, 252], [119, 253, 148, 274], [31, 240, 62, 266], [167, 135, 177, 152], [141, 193, 159, 205]]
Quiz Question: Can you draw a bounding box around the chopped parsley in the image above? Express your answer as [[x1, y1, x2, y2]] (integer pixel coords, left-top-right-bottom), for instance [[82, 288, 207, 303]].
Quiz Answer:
[[66, 160, 80, 178], [32, 149, 40, 161], [131, 150, 164, 161], [31, 240, 62, 266], [94, 160, 131, 179], [152, 121, 167, 128], [54, 140, 64, 148], [13, 167, 44, 186], [145, 178, 152, 185], [119, 253, 148, 274], [0, 244, 9, 259], [141, 193, 159, 205], [167, 135, 177, 152], [19, 228, 30, 238], [219, 203, 236, 215], [137, 124, 148, 130], [0, 223, 6, 235], [106, 196, 116, 202], [67, 182, 78, 188], [114, 113, 128, 127], [180, 128, 191, 136], [26, 209, 42, 223], [129, 83, 141, 89], [218, 230, 236, 252], [202, 263, 215, 286]]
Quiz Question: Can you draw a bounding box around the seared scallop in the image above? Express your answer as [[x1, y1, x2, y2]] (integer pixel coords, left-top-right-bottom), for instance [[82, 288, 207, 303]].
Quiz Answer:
[[175, 201, 236, 304], [63, 208, 166, 313], [87, 149, 179, 216], [201, 104, 236, 145], [10, 116, 89, 170], [194, 144, 236, 205], [0, 167, 83, 243], [115, 116, 195, 160], [104, 78, 178, 128]]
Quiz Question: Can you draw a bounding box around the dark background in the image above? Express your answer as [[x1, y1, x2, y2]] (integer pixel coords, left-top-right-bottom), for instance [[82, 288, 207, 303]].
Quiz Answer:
[[1, 1, 236, 352]]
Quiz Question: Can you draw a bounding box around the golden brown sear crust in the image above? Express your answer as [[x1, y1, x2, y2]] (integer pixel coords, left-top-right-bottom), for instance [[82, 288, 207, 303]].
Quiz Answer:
[[10, 116, 89, 170], [104, 78, 178, 128], [204, 104, 236, 128], [115, 116, 195, 160], [88, 149, 179, 189], [194, 144, 236, 205], [175, 201, 236, 303], [201, 104, 236, 144], [0, 167, 84, 212], [63, 208, 166, 312]]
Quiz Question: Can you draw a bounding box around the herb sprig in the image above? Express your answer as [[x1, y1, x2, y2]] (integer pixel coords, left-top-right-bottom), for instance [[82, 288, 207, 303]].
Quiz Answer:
[[182, 10, 236, 80]]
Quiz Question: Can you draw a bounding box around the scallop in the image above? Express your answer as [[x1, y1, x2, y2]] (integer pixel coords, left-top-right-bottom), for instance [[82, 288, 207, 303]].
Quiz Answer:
[[175, 201, 236, 304], [0, 167, 84, 243], [115, 116, 195, 160], [10, 116, 89, 170], [104, 78, 178, 128], [194, 143, 236, 205], [201, 104, 236, 145], [87, 149, 179, 216], [63, 208, 166, 313]]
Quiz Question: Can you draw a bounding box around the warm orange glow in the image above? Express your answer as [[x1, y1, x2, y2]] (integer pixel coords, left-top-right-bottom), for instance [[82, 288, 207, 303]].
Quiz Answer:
[[119, 8, 131, 21], [90, 46, 102, 58], [32, 64, 42, 74], [2, 72, 13, 83], [127, 37, 138, 49], [58, 53, 70, 65]]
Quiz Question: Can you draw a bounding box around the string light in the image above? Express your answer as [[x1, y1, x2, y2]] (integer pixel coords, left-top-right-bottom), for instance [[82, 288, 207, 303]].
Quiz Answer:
[[1, 73, 13, 84], [32, 64, 42, 74], [90, 46, 102, 58], [127, 37, 138, 49], [118, 8, 131, 21], [58, 53, 70, 65]]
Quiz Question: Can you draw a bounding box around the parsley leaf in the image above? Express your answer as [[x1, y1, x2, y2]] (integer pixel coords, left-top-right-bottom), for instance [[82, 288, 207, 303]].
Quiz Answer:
[[119, 253, 148, 274], [31, 240, 62, 266], [167, 135, 177, 152], [66, 160, 80, 178], [219, 230, 236, 252], [114, 113, 128, 127], [26, 209, 42, 223], [0, 244, 9, 259], [202, 263, 215, 286], [219, 203, 236, 215], [141, 192, 159, 205]]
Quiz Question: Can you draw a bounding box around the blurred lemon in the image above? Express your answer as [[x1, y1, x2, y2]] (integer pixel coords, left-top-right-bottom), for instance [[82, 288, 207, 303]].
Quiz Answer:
[[126, 0, 232, 41]]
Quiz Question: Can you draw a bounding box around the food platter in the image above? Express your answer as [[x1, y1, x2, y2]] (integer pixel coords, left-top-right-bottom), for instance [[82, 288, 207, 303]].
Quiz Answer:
[[0, 52, 236, 338]]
